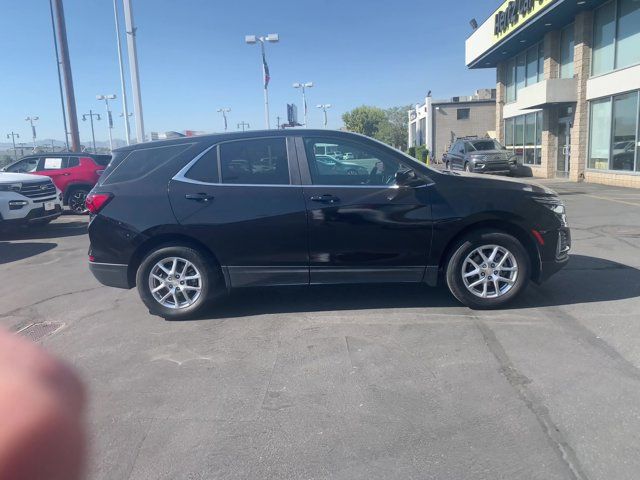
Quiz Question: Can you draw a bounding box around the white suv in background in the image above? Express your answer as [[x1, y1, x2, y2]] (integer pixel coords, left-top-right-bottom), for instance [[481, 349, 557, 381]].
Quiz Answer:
[[0, 172, 63, 228]]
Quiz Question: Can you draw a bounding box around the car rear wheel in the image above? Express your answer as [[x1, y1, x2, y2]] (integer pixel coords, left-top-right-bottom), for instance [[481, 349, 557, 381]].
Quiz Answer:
[[445, 231, 530, 309], [68, 188, 89, 214], [136, 245, 221, 319]]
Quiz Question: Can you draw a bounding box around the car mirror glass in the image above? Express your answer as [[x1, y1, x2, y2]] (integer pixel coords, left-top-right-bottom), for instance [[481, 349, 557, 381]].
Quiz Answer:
[[395, 169, 425, 188]]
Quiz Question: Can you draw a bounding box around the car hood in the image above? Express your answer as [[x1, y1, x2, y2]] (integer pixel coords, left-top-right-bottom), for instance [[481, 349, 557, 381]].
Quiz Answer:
[[0, 172, 48, 184], [438, 169, 557, 196]]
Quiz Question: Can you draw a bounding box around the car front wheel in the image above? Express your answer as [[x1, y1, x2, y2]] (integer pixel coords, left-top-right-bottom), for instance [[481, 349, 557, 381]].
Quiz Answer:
[[445, 231, 530, 309], [68, 188, 89, 214], [136, 245, 220, 319]]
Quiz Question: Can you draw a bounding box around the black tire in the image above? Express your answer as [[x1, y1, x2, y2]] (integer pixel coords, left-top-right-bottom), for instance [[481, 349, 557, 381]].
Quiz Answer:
[[67, 188, 90, 214], [445, 231, 530, 309], [136, 245, 221, 319]]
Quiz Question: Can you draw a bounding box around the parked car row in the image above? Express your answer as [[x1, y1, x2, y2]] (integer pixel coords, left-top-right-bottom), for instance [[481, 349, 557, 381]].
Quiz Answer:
[[0, 152, 110, 229]]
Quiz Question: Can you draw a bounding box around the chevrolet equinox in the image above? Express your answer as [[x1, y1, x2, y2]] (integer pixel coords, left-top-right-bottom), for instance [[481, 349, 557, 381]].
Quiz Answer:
[[87, 130, 570, 319]]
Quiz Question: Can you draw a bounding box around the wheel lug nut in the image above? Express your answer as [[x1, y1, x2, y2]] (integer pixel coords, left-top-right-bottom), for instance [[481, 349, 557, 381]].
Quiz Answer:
[[180, 281, 184, 285], [491, 264, 495, 268], [488, 276, 493, 280], [482, 264, 487, 268], [494, 270, 498, 275], [481, 273, 485, 277]]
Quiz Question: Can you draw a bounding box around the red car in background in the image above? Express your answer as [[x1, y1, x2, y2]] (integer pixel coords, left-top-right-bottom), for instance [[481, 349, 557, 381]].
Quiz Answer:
[[1, 153, 111, 213]]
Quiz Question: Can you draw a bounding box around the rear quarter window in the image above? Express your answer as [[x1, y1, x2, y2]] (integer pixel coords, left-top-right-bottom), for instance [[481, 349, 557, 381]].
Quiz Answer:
[[93, 155, 112, 166], [101, 144, 192, 185]]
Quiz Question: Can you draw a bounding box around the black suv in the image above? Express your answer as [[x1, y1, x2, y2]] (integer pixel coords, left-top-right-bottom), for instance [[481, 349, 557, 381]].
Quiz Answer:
[[87, 130, 570, 319], [444, 138, 517, 175]]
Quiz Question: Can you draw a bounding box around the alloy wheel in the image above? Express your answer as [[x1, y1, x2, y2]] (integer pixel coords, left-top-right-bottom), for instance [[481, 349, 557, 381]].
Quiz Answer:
[[461, 245, 518, 299], [69, 190, 89, 214], [148, 257, 203, 309]]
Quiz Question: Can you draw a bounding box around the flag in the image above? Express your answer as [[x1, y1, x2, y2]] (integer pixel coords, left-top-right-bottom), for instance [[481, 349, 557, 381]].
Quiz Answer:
[[262, 50, 270, 88]]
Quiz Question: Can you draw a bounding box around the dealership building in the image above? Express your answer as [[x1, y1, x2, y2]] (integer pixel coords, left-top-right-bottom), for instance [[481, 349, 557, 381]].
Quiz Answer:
[[466, 0, 640, 187]]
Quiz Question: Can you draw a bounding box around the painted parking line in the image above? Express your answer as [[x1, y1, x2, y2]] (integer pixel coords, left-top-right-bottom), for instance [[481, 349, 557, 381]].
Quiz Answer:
[[584, 194, 640, 207]]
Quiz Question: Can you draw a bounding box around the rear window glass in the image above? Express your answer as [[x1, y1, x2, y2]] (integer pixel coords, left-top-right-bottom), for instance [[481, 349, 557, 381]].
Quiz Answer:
[[102, 144, 191, 185], [185, 146, 219, 183], [67, 157, 80, 168], [220, 138, 289, 185], [93, 155, 112, 166]]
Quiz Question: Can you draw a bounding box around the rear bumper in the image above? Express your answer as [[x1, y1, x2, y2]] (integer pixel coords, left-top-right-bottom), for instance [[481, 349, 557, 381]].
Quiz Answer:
[[89, 261, 132, 289]]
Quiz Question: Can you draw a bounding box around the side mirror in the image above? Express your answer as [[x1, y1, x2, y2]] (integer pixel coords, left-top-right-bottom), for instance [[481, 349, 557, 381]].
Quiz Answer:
[[395, 169, 426, 188]]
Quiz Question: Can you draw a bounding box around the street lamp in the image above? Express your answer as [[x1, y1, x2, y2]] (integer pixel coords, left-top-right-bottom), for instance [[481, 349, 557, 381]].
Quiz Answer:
[[237, 121, 250, 132], [293, 82, 313, 127], [97, 94, 117, 151], [112, 0, 132, 145], [25, 116, 39, 150], [245, 33, 279, 129], [316, 104, 332, 127], [216, 108, 231, 131], [6, 132, 20, 160], [82, 110, 101, 153]]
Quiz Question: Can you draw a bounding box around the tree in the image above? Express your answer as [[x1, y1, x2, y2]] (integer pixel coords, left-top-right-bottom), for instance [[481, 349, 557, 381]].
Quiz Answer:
[[377, 105, 411, 151], [342, 106, 388, 138], [342, 104, 412, 151]]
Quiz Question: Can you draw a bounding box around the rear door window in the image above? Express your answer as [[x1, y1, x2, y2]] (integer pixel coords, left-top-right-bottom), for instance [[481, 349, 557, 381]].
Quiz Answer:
[[40, 157, 67, 170], [184, 146, 219, 183], [219, 138, 289, 185], [102, 144, 192, 185]]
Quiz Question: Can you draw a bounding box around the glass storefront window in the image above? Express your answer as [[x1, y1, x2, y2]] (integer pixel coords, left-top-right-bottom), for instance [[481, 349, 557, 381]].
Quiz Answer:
[[589, 99, 613, 169], [538, 43, 545, 82], [526, 45, 538, 86], [524, 113, 536, 165], [560, 24, 574, 79], [504, 118, 514, 147], [516, 53, 526, 93], [611, 92, 638, 171], [593, 1, 616, 75], [535, 112, 543, 165], [616, 0, 640, 69], [514, 116, 524, 162]]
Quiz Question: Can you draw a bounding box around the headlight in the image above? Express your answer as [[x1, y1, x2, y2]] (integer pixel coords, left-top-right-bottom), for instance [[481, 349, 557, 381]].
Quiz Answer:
[[533, 196, 568, 226], [0, 182, 21, 192]]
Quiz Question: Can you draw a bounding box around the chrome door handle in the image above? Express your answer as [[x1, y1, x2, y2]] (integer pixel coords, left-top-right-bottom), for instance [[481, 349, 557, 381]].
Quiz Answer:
[[185, 193, 214, 202], [310, 194, 340, 204]]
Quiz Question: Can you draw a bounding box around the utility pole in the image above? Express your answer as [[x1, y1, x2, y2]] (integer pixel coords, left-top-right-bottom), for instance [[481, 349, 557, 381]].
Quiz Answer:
[[237, 121, 250, 132], [276, 116, 281, 129], [245, 33, 279, 129], [48, 0, 70, 151], [97, 94, 117, 151], [6, 132, 20, 160], [217, 108, 231, 131], [25, 117, 39, 149], [123, 0, 145, 143], [113, 0, 131, 145], [51, 0, 80, 151], [316, 104, 332, 127], [293, 82, 313, 126], [82, 110, 101, 153]]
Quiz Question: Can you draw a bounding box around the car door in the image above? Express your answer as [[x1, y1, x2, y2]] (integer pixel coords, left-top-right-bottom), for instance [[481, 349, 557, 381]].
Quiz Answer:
[[168, 136, 309, 287], [37, 156, 70, 191], [452, 141, 465, 169], [297, 135, 433, 284]]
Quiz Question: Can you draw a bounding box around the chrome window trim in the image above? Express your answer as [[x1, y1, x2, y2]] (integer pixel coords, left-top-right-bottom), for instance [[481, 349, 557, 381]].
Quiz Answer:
[[173, 136, 295, 186]]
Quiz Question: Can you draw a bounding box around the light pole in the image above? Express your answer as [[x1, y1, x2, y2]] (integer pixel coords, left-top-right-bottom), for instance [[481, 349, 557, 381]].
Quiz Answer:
[[293, 82, 313, 127], [217, 108, 231, 131], [123, 0, 145, 143], [97, 94, 117, 151], [6, 132, 19, 160], [48, 0, 70, 151], [245, 33, 279, 129], [237, 121, 250, 132], [316, 104, 332, 127], [25, 117, 39, 150], [113, 0, 132, 145], [82, 110, 101, 153]]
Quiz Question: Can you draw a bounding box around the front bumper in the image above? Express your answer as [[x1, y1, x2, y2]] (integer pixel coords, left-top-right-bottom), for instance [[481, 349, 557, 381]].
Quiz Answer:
[[89, 261, 132, 289], [1, 205, 63, 225], [535, 227, 571, 283]]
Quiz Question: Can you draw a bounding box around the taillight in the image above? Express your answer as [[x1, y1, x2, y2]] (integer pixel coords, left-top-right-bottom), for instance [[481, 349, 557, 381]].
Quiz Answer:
[[85, 192, 113, 214]]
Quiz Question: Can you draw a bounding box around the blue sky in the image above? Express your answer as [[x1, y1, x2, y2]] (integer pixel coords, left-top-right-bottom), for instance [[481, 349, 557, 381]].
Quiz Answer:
[[0, 0, 499, 143]]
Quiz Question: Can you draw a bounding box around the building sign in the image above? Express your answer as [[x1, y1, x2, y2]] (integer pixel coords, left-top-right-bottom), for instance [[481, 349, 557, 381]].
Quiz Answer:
[[493, 0, 556, 41]]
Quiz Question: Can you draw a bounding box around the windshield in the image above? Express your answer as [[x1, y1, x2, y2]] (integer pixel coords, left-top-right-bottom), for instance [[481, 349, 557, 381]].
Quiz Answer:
[[468, 140, 505, 151]]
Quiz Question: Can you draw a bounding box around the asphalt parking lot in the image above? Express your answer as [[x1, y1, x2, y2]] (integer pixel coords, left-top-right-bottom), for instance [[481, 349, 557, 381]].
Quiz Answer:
[[2, 179, 640, 480]]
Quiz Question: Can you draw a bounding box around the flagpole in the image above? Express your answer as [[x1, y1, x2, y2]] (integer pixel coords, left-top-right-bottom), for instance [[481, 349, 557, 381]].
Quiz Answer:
[[261, 40, 270, 130]]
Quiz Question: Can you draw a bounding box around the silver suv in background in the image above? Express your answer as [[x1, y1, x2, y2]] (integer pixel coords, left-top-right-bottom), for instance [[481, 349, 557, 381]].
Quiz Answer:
[[0, 172, 63, 228], [444, 138, 517, 175]]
